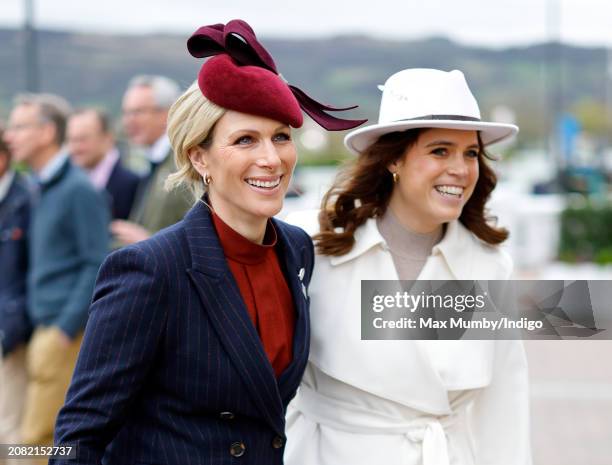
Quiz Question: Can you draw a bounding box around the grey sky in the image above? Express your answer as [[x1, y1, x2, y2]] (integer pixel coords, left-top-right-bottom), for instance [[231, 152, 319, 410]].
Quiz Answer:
[[1, 0, 611, 47]]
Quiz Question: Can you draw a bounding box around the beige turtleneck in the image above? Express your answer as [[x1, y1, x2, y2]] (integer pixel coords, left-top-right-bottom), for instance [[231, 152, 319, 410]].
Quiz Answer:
[[376, 209, 444, 280]]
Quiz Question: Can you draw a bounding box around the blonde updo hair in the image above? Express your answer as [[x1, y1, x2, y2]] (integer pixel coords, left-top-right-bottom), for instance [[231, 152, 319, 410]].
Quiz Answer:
[[165, 81, 226, 200]]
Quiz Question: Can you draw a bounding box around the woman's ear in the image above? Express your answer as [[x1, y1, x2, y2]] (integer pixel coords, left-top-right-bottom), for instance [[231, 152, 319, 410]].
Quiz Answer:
[[387, 158, 402, 174], [187, 145, 207, 176]]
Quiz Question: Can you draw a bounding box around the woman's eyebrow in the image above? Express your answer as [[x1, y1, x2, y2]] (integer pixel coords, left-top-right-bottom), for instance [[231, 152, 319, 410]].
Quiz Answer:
[[226, 125, 289, 139], [226, 128, 259, 138], [424, 140, 479, 149], [424, 140, 455, 147]]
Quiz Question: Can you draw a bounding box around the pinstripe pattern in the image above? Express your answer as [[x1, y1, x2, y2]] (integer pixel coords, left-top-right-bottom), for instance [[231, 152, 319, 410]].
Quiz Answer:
[[50, 201, 313, 465]]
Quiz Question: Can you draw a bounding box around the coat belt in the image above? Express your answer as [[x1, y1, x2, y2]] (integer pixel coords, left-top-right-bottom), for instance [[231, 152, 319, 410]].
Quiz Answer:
[[293, 384, 459, 465]]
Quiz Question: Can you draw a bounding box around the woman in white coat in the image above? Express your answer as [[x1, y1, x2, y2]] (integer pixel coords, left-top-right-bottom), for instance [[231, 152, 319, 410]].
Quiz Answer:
[[284, 68, 531, 465]]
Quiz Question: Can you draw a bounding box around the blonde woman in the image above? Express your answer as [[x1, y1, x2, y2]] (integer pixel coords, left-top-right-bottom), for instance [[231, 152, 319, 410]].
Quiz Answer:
[[50, 20, 363, 465]]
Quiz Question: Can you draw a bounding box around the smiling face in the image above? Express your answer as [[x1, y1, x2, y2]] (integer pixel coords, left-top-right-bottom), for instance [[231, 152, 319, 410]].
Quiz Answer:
[[388, 128, 480, 233], [189, 110, 297, 239]]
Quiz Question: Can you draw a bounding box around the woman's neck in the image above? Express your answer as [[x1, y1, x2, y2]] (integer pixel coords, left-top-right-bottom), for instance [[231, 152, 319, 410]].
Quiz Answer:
[[386, 199, 443, 235], [205, 195, 267, 244]]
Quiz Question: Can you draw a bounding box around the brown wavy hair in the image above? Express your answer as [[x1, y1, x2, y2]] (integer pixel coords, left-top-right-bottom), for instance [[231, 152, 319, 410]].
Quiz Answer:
[[314, 128, 509, 256]]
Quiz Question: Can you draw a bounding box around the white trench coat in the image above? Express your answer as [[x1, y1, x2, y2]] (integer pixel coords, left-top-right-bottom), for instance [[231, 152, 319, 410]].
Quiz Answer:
[[284, 210, 531, 465]]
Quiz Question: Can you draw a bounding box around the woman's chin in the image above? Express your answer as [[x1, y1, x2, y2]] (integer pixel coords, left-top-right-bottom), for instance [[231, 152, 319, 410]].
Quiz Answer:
[[431, 206, 463, 225], [245, 199, 284, 220]]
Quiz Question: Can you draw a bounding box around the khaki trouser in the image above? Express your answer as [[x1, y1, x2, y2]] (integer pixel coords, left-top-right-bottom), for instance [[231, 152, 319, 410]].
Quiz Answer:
[[20, 327, 83, 449], [0, 346, 28, 465]]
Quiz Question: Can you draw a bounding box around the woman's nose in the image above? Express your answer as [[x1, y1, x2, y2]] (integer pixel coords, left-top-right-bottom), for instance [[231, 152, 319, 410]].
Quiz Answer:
[[446, 153, 469, 177], [256, 141, 282, 169]]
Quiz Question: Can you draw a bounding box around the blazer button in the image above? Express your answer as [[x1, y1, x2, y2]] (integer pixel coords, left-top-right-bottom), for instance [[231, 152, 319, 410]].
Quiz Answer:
[[271, 435, 284, 449], [219, 411, 235, 420], [229, 442, 246, 457]]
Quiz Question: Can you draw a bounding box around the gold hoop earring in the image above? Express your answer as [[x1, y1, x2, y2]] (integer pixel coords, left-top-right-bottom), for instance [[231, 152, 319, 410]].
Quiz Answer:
[[204, 173, 212, 186], [392, 172, 399, 183]]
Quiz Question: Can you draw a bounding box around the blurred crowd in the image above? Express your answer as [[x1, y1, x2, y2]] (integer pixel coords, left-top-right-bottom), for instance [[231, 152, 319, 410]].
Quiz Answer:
[[0, 75, 193, 460]]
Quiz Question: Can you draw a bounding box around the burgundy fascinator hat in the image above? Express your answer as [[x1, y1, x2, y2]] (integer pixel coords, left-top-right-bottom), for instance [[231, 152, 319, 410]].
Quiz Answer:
[[187, 19, 366, 131]]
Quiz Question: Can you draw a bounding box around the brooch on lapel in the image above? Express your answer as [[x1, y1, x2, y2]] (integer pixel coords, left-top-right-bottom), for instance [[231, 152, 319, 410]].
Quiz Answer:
[[298, 267, 308, 299]]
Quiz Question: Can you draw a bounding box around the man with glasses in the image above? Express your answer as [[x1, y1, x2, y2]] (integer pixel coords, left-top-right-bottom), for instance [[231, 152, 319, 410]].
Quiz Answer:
[[2, 94, 109, 448], [111, 75, 192, 246]]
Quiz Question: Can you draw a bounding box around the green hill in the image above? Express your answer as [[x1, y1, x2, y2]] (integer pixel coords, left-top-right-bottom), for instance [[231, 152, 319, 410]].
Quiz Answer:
[[1, 28, 609, 145]]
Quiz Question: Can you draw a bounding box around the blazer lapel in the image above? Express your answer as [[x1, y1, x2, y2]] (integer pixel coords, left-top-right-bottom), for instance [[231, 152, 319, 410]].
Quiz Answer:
[[272, 219, 311, 403], [184, 201, 285, 434]]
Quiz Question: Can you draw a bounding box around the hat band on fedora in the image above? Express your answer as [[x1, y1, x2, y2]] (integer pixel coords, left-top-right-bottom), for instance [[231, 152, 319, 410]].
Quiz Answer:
[[401, 115, 481, 122]]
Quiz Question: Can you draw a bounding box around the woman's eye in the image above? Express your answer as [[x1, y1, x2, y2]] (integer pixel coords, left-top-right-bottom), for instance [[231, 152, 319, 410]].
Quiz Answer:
[[465, 150, 479, 158], [273, 132, 291, 142], [234, 135, 253, 145], [431, 148, 447, 156]]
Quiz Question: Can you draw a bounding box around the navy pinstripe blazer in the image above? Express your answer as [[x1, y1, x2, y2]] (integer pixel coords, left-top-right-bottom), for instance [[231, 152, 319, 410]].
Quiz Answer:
[[51, 200, 313, 465]]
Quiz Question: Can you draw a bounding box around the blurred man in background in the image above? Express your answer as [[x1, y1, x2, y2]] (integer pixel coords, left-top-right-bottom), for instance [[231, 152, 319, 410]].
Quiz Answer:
[[111, 75, 192, 246], [0, 129, 31, 462], [2, 94, 109, 447], [67, 108, 140, 220]]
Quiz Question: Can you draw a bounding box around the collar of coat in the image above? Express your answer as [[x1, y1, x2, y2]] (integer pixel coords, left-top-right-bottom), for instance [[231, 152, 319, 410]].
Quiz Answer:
[[329, 216, 477, 278]]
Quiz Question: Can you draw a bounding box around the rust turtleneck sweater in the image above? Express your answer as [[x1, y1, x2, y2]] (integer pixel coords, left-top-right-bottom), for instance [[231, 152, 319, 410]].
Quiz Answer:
[[211, 211, 295, 378]]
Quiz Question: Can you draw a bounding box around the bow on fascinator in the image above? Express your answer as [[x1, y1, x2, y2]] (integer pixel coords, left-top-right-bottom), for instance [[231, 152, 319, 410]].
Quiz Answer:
[[187, 19, 367, 131]]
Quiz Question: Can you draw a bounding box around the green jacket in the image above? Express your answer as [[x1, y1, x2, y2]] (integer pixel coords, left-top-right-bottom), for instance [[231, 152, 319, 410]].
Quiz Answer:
[[129, 150, 193, 234]]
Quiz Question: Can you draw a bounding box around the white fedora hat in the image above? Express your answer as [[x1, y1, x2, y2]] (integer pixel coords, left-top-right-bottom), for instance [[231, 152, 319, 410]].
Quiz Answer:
[[344, 68, 519, 155]]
